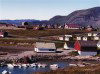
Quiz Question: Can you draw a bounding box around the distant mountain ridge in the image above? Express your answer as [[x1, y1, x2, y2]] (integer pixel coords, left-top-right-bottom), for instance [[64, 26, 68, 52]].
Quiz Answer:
[[0, 7, 100, 28], [49, 7, 100, 28], [0, 19, 40, 26]]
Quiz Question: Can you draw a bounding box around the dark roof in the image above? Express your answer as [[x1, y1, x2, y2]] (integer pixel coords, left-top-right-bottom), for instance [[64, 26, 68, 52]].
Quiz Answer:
[[78, 41, 98, 47]]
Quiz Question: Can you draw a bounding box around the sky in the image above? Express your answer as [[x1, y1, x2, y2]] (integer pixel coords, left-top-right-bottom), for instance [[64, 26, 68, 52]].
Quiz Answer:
[[0, 0, 100, 20]]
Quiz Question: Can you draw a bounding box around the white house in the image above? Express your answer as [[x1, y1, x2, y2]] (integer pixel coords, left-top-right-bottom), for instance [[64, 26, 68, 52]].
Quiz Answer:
[[34, 42, 56, 53], [65, 37, 69, 41], [88, 33, 92, 36], [94, 36, 99, 40], [97, 41, 100, 49], [59, 36, 64, 40], [63, 42, 70, 49], [93, 33, 97, 36], [87, 32, 98, 37], [64, 24, 79, 29], [65, 35, 72, 37], [76, 36, 81, 40], [82, 37, 88, 41]]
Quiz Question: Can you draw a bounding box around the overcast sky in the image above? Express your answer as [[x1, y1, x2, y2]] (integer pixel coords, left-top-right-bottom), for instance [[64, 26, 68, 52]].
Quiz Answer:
[[0, 0, 100, 20]]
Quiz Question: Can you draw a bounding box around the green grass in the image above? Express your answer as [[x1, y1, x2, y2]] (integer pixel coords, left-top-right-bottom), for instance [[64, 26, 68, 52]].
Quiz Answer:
[[3, 29, 86, 37], [0, 38, 65, 48], [68, 51, 79, 56]]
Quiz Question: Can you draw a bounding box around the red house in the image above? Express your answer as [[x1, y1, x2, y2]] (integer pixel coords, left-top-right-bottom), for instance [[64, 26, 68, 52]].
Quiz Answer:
[[64, 24, 80, 29], [74, 41, 98, 56]]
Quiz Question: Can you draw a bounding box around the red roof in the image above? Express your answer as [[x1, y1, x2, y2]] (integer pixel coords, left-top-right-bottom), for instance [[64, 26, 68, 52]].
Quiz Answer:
[[68, 24, 79, 28], [67, 24, 80, 28]]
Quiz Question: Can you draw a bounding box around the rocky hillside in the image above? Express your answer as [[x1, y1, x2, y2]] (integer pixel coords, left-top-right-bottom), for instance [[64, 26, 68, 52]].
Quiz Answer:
[[49, 7, 100, 28]]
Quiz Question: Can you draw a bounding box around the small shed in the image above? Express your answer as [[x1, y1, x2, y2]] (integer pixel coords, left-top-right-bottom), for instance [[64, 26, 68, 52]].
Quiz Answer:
[[82, 36, 88, 41], [97, 41, 100, 49], [76, 36, 81, 40], [93, 36, 99, 41], [34, 42, 56, 53], [64, 42, 70, 49], [64, 42, 74, 50], [64, 35, 73, 41], [87, 33, 92, 36], [74, 41, 98, 56], [59, 36, 64, 40], [65, 37, 70, 41], [97, 41, 100, 54]]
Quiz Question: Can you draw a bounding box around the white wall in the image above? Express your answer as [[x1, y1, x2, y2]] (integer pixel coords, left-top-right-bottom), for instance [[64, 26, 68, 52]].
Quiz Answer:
[[77, 37, 81, 40], [78, 51, 97, 56], [64, 43, 69, 49], [94, 37, 99, 40], [65, 37, 69, 41], [83, 37, 87, 41], [59, 37, 64, 40], [88, 33, 92, 36], [34, 48, 56, 53], [0, 35, 4, 37]]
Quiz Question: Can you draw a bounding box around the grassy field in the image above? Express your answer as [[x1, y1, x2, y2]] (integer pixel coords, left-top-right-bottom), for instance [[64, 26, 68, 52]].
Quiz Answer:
[[2, 29, 86, 37], [0, 38, 65, 48], [0, 29, 86, 48]]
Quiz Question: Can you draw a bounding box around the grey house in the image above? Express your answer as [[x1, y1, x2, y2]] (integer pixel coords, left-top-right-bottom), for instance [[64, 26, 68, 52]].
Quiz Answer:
[[34, 42, 56, 53]]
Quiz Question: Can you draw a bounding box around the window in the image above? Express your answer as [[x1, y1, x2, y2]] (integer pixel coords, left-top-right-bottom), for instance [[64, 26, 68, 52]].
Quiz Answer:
[[49, 49, 55, 51]]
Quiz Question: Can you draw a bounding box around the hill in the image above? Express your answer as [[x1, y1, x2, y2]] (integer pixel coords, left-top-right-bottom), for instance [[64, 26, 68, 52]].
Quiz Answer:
[[49, 7, 100, 28]]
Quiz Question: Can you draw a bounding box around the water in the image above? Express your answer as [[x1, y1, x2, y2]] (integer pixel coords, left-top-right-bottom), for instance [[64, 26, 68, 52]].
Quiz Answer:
[[0, 62, 68, 74]]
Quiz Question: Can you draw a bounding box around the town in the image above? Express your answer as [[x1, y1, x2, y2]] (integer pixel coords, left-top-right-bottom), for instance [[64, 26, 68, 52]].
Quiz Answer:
[[0, 21, 100, 74]]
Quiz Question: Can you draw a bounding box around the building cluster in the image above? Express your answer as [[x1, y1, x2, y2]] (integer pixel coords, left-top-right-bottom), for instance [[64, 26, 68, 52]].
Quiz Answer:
[[0, 22, 15, 27], [58, 32, 100, 41], [34, 32, 100, 56], [18, 22, 99, 31], [62, 32, 100, 56]]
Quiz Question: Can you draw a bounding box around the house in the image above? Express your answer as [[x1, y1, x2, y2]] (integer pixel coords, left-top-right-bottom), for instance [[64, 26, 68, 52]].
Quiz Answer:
[[87, 32, 98, 37], [74, 41, 98, 56], [65, 37, 69, 41], [64, 24, 80, 29], [86, 25, 93, 31], [64, 42, 70, 49], [58, 36, 64, 40], [97, 41, 100, 49], [65, 35, 72, 37], [0, 32, 4, 37], [63, 42, 74, 50], [96, 41, 100, 54], [0, 31, 8, 38], [88, 33, 92, 36], [64, 35, 73, 41], [93, 36, 99, 41], [77, 37, 81, 40], [76, 36, 93, 41], [82, 36, 88, 41], [34, 42, 56, 53], [93, 33, 97, 36], [75, 34, 82, 40]]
